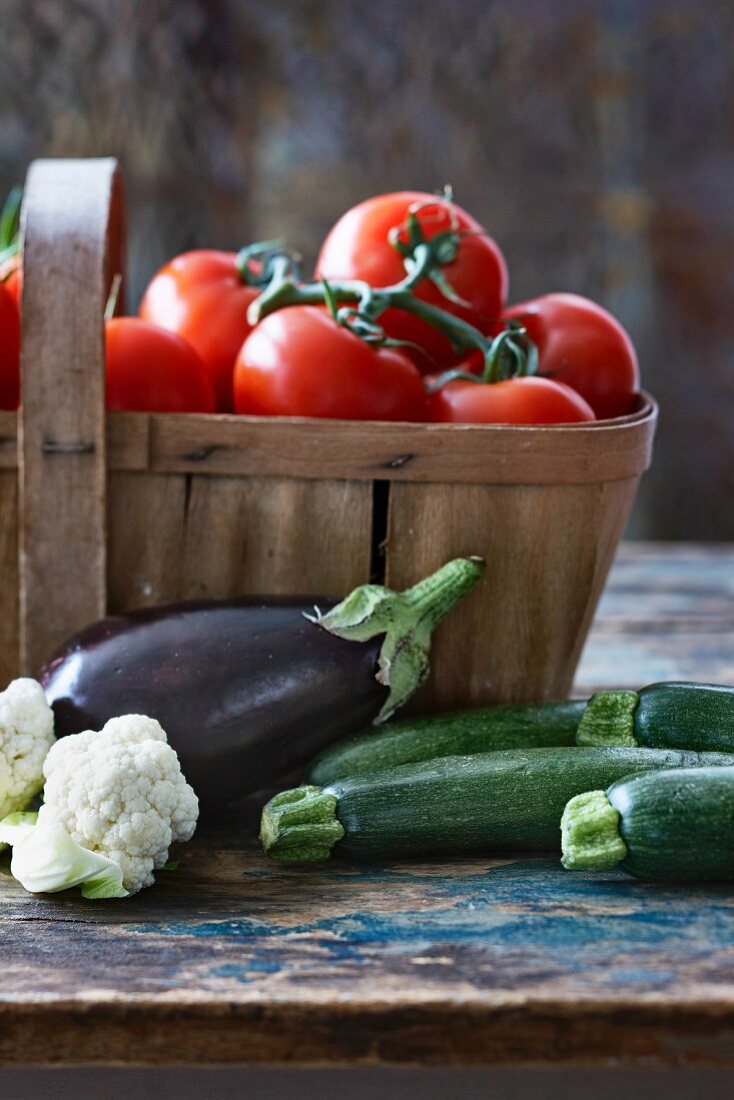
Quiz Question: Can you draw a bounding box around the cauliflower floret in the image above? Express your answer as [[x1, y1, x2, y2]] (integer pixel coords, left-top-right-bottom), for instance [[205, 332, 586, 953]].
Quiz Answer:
[[38, 714, 198, 895], [0, 678, 55, 820]]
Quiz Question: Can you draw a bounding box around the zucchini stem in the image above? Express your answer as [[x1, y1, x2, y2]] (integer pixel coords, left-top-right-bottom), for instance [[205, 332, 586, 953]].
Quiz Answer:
[[561, 789, 627, 870], [576, 690, 639, 748], [260, 785, 343, 863]]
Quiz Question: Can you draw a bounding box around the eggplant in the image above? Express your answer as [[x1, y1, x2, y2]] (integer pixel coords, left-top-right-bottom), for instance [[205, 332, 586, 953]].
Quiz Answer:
[[40, 558, 484, 809]]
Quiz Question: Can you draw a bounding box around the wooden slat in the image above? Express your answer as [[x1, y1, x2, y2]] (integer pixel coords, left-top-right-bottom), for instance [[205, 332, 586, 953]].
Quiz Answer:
[[0, 471, 19, 684], [0, 411, 16, 470], [592, 541, 734, 625], [0, 411, 148, 472], [144, 398, 656, 485], [18, 158, 124, 671], [180, 476, 372, 600], [2, 401, 656, 489], [576, 541, 734, 693], [107, 412, 150, 471], [386, 477, 639, 710], [108, 473, 373, 612], [107, 472, 188, 612]]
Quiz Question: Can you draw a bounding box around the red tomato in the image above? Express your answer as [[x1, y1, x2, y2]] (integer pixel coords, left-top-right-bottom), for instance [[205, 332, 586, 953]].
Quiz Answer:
[[0, 255, 21, 306], [139, 250, 259, 412], [234, 306, 426, 421], [426, 375, 595, 425], [105, 318, 216, 413], [502, 293, 639, 419], [0, 279, 20, 410], [316, 192, 508, 372]]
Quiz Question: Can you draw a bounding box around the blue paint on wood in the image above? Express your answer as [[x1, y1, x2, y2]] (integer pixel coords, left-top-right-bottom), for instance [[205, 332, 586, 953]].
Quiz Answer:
[[125, 858, 734, 980]]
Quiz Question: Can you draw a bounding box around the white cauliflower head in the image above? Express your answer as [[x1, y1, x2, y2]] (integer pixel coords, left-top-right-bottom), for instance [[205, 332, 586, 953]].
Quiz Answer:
[[0, 678, 55, 819], [38, 714, 199, 895]]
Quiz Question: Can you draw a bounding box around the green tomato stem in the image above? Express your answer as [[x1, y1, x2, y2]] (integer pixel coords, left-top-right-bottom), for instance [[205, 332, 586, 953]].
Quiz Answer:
[[249, 274, 492, 360], [247, 267, 538, 388], [235, 242, 301, 288], [246, 209, 538, 384]]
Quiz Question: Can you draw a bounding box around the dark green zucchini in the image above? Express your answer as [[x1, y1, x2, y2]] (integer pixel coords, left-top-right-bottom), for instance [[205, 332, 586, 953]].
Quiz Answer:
[[261, 746, 734, 863], [561, 766, 734, 880], [576, 681, 734, 751], [308, 701, 585, 785]]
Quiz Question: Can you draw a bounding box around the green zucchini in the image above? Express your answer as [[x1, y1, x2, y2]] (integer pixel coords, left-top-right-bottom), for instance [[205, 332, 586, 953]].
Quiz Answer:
[[261, 746, 734, 864], [308, 701, 585, 785], [576, 681, 734, 750], [562, 766, 734, 880]]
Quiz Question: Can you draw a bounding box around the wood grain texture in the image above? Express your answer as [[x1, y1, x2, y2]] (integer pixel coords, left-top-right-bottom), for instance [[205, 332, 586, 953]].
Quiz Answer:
[[0, 411, 149, 472], [18, 158, 123, 672], [0, 412, 16, 470], [3, 845, 734, 1068], [0, 471, 19, 685], [107, 472, 188, 611], [108, 412, 150, 471], [107, 472, 372, 612], [577, 542, 734, 694], [179, 476, 372, 600], [144, 399, 655, 484], [1, 543, 734, 1068], [387, 478, 640, 709]]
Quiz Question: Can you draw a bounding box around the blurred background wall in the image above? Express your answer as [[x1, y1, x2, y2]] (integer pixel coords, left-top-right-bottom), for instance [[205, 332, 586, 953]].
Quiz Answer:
[[0, 0, 732, 539]]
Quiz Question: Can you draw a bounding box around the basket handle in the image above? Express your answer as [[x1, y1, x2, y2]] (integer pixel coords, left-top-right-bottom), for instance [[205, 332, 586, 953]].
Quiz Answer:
[[18, 157, 125, 673]]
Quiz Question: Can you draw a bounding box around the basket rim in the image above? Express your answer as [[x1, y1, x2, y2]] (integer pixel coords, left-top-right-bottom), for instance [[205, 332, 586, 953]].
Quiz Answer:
[[183, 389, 657, 434]]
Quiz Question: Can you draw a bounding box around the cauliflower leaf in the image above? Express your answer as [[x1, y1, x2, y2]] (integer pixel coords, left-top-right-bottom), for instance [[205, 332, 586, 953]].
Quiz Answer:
[[0, 813, 127, 899]]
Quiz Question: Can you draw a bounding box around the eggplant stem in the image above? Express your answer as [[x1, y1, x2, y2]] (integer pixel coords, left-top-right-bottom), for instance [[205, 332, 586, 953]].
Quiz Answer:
[[306, 556, 485, 722]]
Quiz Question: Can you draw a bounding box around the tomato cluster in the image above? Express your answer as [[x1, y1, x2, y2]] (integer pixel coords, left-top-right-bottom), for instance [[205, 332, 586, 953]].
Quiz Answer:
[[139, 191, 639, 424], [0, 190, 640, 424]]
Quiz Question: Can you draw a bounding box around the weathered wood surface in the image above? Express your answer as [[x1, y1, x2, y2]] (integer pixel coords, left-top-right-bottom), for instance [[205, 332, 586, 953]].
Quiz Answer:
[[141, 403, 655, 485], [0, 400, 659, 483], [107, 470, 373, 611], [578, 543, 734, 692], [388, 477, 639, 709], [0, 469, 18, 686], [2, 542, 734, 1068], [18, 159, 124, 672]]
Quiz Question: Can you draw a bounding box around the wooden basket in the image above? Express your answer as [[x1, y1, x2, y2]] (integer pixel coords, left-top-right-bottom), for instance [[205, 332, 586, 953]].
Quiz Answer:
[[0, 158, 657, 710]]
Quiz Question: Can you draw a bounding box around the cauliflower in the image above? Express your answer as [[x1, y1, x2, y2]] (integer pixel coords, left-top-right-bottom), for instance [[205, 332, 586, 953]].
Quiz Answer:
[[0, 714, 199, 898], [0, 678, 55, 822]]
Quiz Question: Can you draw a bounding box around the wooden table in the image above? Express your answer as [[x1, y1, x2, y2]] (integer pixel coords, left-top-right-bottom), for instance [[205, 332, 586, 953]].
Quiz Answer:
[[3, 542, 734, 1069]]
